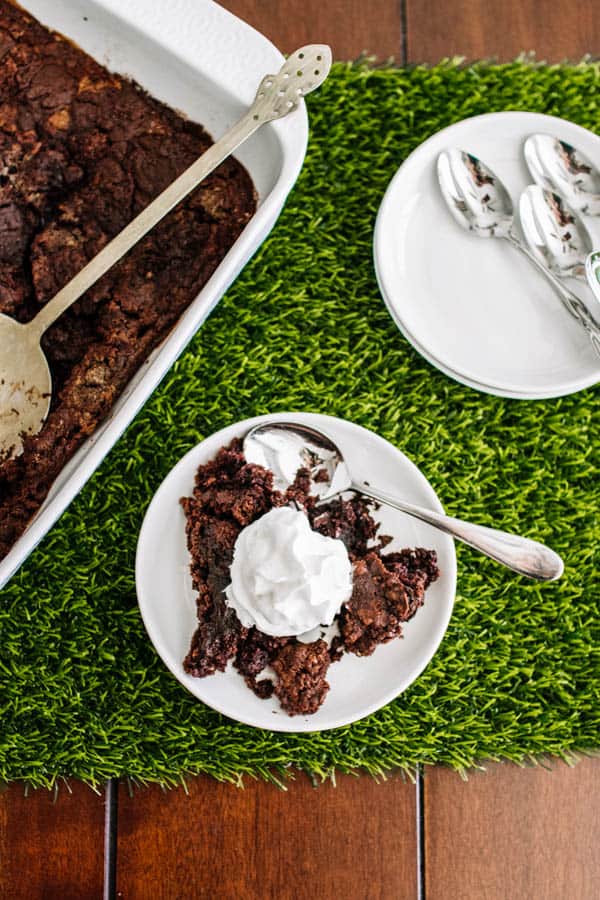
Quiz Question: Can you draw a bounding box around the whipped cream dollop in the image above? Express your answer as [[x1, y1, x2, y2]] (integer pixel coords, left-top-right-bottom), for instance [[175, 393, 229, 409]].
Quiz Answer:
[[225, 507, 353, 637]]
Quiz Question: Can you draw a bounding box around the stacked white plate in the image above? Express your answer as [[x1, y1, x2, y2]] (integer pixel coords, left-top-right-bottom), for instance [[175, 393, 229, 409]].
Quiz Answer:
[[374, 111, 600, 399]]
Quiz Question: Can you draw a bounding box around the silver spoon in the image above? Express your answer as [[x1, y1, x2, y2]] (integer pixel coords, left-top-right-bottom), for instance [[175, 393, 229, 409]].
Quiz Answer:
[[0, 45, 332, 461], [519, 185, 593, 280], [437, 149, 600, 358], [243, 421, 564, 582], [585, 250, 600, 306], [524, 133, 600, 216]]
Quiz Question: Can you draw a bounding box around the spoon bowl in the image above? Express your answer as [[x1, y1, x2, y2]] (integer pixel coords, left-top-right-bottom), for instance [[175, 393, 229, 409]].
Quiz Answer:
[[0, 315, 51, 460], [243, 421, 350, 499], [244, 420, 564, 582], [437, 147, 600, 356], [436, 149, 514, 238], [524, 133, 600, 215], [519, 185, 593, 279]]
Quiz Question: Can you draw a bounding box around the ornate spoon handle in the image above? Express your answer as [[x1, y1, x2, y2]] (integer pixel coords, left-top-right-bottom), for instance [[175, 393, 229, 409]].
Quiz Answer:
[[352, 482, 564, 582], [507, 232, 600, 358]]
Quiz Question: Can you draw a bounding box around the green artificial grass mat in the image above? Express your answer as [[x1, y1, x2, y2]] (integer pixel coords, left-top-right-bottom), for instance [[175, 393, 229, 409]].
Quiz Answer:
[[1, 60, 600, 789]]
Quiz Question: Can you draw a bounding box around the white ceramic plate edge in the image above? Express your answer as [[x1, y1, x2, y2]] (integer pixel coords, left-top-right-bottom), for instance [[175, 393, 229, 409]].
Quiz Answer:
[[374, 241, 587, 400]]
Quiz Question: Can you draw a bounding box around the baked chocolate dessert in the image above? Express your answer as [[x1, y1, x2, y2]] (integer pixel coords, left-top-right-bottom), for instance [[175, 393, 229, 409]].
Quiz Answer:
[[181, 440, 440, 716], [0, 1, 256, 559]]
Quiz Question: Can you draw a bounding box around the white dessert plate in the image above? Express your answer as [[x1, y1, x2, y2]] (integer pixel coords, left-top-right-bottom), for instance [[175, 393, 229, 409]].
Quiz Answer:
[[374, 111, 600, 399], [0, 0, 308, 591], [136, 412, 457, 733]]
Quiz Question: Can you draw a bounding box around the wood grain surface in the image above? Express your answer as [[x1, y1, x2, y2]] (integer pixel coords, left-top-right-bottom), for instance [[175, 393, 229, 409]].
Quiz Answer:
[[425, 758, 600, 900], [217, 0, 404, 60], [5, 4, 600, 900], [405, 0, 600, 63], [0, 782, 105, 899], [116, 773, 417, 900], [219, 0, 600, 64]]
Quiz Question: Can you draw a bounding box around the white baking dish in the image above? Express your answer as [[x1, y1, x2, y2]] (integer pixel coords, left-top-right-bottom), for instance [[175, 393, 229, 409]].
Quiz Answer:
[[0, 0, 308, 589]]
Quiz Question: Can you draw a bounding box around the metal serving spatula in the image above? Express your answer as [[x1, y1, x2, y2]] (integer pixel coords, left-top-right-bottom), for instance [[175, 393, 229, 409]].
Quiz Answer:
[[0, 45, 332, 460]]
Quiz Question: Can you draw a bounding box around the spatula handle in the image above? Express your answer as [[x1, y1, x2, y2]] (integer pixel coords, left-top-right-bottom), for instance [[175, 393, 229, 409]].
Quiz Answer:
[[29, 112, 260, 338], [28, 44, 332, 338]]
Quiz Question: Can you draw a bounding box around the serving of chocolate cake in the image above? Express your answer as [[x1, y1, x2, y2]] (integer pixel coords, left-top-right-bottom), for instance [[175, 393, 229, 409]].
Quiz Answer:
[[0, 1, 256, 559], [181, 440, 440, 716]]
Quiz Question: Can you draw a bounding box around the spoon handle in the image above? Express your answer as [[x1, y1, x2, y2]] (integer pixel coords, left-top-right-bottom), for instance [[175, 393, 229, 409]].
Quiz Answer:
[[506, 233, 600, 358], [26, 45, 331, 339], [352, 483, 564, 581], [27, 112, 261, 338], [585, 251, 600, 307]]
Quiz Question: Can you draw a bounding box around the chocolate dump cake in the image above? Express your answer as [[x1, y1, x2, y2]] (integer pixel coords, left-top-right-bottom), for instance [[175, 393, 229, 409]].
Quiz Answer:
[[181, 440, 440, 716], [0, 1, 256, 560]]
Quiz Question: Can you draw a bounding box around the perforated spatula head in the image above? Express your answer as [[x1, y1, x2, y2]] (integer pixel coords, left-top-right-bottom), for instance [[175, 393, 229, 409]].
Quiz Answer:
[[250, 45, 332, 123]]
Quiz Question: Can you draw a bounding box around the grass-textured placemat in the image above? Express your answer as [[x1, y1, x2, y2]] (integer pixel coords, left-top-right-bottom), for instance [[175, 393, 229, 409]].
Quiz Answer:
[[1, 61, 599, 788]]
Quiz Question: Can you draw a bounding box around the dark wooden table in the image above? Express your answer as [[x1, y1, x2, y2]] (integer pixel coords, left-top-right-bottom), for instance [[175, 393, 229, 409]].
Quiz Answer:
[[2, 3, 599, 898]]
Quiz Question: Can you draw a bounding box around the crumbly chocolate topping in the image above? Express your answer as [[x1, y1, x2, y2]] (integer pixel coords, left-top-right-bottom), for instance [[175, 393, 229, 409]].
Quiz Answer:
[[181, 439, 440, 716], [272, 640, 332, 715], [0, 0, 256, 559], [339, 550, 437, 657]]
